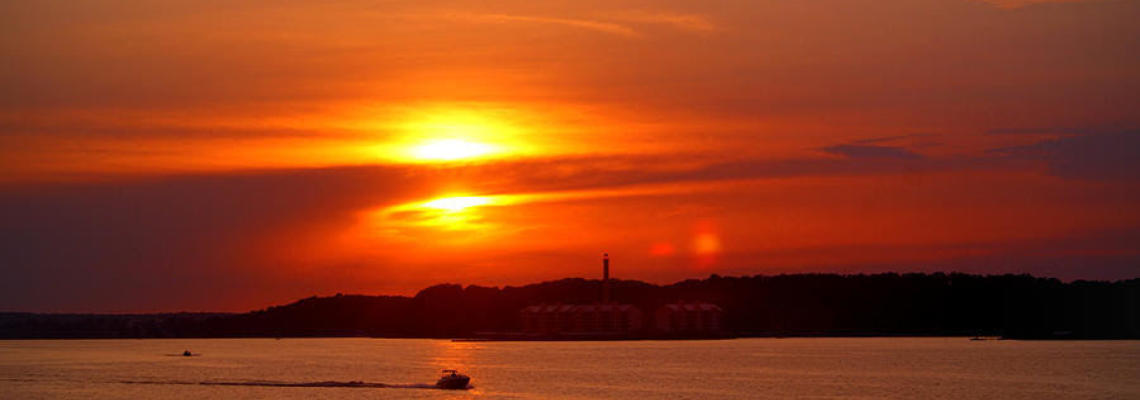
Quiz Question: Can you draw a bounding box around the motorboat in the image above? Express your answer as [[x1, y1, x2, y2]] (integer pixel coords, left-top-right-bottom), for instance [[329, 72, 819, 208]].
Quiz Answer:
[[436, 369, 470, 389], [182, 350, 193, 357]]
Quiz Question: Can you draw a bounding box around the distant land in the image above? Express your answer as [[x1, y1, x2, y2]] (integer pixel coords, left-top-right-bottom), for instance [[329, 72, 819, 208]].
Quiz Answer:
[[2, 273, 1138, 340]]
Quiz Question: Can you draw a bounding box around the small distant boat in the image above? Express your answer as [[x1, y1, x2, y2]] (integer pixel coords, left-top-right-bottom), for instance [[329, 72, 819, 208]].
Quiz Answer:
[[435, 369, 470, 390], [182, 350, 193, 356], [968, 329, 983, 341]]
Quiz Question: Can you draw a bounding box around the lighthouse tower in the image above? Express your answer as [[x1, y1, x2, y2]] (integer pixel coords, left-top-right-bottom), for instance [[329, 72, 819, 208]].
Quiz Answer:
[[602, 253, 611, 303]]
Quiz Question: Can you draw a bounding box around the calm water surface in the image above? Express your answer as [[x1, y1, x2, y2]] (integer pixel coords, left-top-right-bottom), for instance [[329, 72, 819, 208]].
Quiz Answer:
[[1, 338, 1138, 399]]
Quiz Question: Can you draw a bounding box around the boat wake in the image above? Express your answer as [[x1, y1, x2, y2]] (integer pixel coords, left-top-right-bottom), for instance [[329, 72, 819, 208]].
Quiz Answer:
[[119, 379, 461, 390]]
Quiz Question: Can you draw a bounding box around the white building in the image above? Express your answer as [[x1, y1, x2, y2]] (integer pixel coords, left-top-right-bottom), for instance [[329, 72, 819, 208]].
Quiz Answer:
[[654, 302, 724, 334]]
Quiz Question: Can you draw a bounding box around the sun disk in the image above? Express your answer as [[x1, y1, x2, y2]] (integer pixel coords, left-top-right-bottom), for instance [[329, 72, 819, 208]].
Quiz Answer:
[[421, 196, 493, 212]]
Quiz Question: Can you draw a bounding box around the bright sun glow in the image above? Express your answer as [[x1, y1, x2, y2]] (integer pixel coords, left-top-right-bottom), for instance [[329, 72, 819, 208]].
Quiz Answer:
[[420, 196, 493, 212], [368, 195, 501, 234], [411, 139, 496, 161], [373, 106, 540, 163]]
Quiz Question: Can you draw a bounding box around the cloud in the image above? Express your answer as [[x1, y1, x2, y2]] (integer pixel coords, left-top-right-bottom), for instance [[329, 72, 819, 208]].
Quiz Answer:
[[423, 149, 985, 198], [0, 165, 436, 311], [986, 126, 1127, 136], [445, 13, 639, 37], [852, 134, 938, 144], [605, 11, 717, 33], [2, 0, 1140, 311], [821, 144, 925, 160], [716, 226, 1140, 282], [988, 131, 1140, 180], [0, 149, 973, 308], [431, 10, 717, 38], [0, 141, 1133, 311], [980, 0, 1105, 9]]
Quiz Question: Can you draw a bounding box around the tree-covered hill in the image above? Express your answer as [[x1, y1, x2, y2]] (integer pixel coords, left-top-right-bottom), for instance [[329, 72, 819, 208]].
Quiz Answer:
[[2, 273, 1137, 339]]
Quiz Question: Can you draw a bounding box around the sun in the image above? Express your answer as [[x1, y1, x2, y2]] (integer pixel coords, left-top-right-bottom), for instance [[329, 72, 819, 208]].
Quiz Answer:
[[375, 106, 537, 163], [352, 103, 562, 164], [410, 139, 496, 161], [421, 196, 493, 212]]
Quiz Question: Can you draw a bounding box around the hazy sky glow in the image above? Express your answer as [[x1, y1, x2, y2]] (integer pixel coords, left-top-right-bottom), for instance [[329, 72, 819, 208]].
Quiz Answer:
[[2, 0, 1138, 312]]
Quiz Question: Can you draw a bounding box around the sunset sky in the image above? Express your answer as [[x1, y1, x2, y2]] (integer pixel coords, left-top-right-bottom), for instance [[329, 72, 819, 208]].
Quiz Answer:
[[2, 0, 1138, 312]]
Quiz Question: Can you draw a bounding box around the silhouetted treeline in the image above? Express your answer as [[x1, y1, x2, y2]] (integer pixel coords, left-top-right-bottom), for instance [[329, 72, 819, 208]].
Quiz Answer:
[[2, 273, 1137, 339]]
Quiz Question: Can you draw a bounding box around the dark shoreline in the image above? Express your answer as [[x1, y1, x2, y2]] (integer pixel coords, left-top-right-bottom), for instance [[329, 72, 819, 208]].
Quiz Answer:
[[4, 272, 1138, 340]]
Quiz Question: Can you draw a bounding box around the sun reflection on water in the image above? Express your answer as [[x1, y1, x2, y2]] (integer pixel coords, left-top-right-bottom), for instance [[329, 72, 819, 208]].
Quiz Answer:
[[430, 340, 481, 372]]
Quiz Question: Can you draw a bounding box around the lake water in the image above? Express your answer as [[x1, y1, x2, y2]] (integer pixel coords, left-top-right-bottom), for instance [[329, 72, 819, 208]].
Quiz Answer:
[[1, 338, 1138, 399]]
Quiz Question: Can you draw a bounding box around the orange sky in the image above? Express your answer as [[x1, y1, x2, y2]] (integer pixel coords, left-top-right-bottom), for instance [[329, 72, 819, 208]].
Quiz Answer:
[[1, 0, 1138, 312]]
